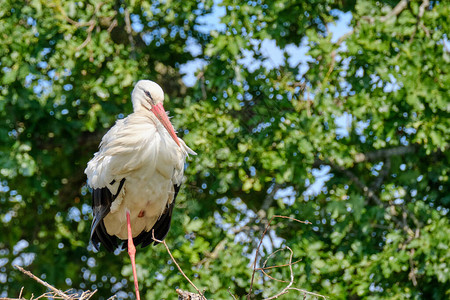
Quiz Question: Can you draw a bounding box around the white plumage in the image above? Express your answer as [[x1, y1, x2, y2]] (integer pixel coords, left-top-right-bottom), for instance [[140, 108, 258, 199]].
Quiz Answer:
[[85, 80, 196, 300], [85, 80, 195, 242]]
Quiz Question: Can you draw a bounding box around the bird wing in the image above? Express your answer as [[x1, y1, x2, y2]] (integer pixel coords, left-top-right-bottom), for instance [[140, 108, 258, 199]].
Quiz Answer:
[[86, 114, 159, 251], [90, 178, 125, 252], [85, 114, 159, 190]]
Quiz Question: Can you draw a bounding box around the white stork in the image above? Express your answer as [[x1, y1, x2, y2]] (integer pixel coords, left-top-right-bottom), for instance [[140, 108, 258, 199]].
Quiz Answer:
[[85, 80, 195, 300]]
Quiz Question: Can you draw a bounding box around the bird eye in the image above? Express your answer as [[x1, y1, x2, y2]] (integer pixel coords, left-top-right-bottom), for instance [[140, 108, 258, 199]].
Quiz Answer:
[[144, 90, 155, 105]]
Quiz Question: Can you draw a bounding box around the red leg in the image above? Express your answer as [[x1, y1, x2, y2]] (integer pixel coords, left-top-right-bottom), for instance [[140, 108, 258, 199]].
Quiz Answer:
[[127, 210, 141, 300]]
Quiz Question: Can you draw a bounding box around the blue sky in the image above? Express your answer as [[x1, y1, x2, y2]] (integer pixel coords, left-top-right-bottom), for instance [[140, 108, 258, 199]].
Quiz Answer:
[[180, 8, 352, 87]]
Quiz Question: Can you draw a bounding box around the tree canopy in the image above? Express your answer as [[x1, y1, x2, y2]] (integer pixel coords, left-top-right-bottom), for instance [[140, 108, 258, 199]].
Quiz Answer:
[[0, 0, 449, 299]]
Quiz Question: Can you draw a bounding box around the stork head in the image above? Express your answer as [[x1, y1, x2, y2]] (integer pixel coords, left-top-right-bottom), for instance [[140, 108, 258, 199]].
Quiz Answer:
[[131, 80, 180, 147], [131, 80, 165, 111]]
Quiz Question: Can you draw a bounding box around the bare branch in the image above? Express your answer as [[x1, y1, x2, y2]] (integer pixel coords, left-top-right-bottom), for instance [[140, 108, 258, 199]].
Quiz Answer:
[[370, 158, 391, 190], [72, 2, 105, 51], [227, 288, 237, 300], [176, 289, 206, 300], [124, 7, 136, 59], [258, 184, 282, 218], [196, 239, 227, 268], [288, 288, 328, 299], [13, 265, 71, 300], [410, 0, 430, 42], [247, 216, 275, 299], [272, 215, 311, 225], [75, 22, 95, 51], [325, 159, 418, 237], [380, 0, 409, 22], [19, 287, 24, 299], [259, 268, 290, 283], [247, 215, 311, 299], [258, 259, 303, 271], [408, 249, 418, 286], [152, 231, 206, 300], [196, 72, 207, 100], [353, 145, 418, 163], [362, 0, 409, 24], [107, 19, 118, 33], [264, 247, 294, 300]]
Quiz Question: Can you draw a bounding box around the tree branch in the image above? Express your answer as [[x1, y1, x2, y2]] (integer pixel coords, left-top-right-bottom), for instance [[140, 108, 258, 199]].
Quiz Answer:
[[247, 216, 311, 299], [176, 289, 206, 300], [14, 265, 71, 300], [410, 0, 430, 42], [325, 159, 418, 236], [380, 0, 410, 22], [362, 0, 409, 24], [370, 157, 391, 190], [258, 184, 281, 218], [353, 145, 418, 163], [124, 7, 137, 59], [152, 231, 206, 300], [264, 247, 295, 300]]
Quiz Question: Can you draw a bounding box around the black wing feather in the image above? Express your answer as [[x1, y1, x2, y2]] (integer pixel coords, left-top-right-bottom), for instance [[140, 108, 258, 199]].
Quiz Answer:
[[90, 178, 125, 252], [132, 184, 180, 248], [91, 180, 180, 251]]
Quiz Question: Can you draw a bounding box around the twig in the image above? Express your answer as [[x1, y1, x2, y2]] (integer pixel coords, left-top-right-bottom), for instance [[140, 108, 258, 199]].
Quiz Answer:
[[247, 215, 311, 299], [258, 247, 296, 283], [410, 0, 430, 42], [247, 217, 276, 299], [152, 231, 206, 300], [258, 185, 282, 218], [370, 158, 391, 190], [260, 246, 327, 299], [408, 249, 418, 286], [176, 289, 205, 300], [272, 215, 311, 225], [259, 268, 290, 283], [75, 22, 95, 52], [196, 72, 207, 100], [323, 50, 336, 84], [196, 239, 227, 268], [227, 288, 237, 300], [258, 259, 303, 271], [107, 19, 118, 33], [124, 7, 136, 59], [362, 0, 409, 24], [61, 2, 104, 51], [264, 247, 294, 300], [13, 265, 71, 300], [288, 288, 328, 299], [79, 290, 97, 300], [380, 0, 409, 22]]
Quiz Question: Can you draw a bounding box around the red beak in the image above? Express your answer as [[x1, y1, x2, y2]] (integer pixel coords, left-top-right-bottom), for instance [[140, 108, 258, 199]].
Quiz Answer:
[[150, 103, 181, 147]]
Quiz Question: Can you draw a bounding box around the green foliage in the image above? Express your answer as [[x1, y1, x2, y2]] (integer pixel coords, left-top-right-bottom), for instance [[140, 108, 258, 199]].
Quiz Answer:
[[1, 0, 449, 299]]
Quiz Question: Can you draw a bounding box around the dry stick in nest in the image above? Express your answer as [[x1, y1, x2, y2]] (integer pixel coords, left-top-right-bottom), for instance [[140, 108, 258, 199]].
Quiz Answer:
[[246, 215, 326, 299], [151, 230, 206, 300], [9, 265, 97, 300]]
